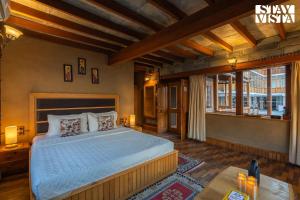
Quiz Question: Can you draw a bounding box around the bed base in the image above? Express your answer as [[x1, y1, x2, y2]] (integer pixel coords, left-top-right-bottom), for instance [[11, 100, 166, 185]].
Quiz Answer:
[[30, 150, 178, 200]]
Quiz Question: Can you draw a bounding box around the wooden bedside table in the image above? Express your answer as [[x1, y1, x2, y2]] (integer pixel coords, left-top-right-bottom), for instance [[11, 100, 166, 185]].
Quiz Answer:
[[0, 143, 30, 178]]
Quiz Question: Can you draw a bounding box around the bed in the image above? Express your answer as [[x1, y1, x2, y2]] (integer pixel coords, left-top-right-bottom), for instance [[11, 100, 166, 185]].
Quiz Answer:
[[29, 93, 178, 200]]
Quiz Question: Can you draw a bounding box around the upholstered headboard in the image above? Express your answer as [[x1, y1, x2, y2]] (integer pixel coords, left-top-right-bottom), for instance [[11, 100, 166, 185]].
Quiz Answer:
[[29, 93, 119, 140]]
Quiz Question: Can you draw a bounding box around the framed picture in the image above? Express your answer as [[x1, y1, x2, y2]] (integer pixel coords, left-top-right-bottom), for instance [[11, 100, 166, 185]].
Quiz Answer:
[[78, 57, 86, 75], [63, 64, 73, 82], [91, 68, 99, 84]]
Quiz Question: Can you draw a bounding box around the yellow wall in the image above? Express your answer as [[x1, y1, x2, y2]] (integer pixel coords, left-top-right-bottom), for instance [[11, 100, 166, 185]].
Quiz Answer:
[[1, 36, 134, 143]]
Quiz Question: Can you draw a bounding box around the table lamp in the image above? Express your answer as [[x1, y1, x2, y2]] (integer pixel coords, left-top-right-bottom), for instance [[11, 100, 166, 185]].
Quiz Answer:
[[129, 114, 136, 127], [5, 126, 18, 148]]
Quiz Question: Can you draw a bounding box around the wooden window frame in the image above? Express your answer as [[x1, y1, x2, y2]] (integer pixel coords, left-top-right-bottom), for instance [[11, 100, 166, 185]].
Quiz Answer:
[[208, 64, 291, 120]]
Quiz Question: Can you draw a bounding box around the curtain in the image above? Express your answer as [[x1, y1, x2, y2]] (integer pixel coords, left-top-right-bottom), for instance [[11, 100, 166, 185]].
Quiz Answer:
[[289, 61, 300, 165], [188, 75, 206, 141]]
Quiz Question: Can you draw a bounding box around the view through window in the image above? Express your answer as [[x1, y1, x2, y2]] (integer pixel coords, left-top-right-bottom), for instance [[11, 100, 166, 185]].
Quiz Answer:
[[206, 66, 287, 117]]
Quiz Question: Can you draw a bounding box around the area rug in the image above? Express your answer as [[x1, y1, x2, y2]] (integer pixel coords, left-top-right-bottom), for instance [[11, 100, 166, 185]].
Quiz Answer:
[[128, 173, 203, 200], [177, 153, 204, 174]]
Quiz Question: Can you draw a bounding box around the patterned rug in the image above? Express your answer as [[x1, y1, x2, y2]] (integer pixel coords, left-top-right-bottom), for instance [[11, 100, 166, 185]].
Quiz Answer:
[[128, 154, 204, 200], [177, 153, 204, 174], [128, 173, 203, 200]]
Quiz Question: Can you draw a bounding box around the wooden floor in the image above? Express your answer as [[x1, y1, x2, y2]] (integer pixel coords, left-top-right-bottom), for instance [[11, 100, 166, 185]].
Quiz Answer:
[[1, 132, 300, 200]]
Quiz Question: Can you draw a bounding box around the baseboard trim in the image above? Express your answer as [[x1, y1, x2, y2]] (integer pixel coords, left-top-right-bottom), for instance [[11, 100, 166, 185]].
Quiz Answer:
[[206, 137, 288, 163]]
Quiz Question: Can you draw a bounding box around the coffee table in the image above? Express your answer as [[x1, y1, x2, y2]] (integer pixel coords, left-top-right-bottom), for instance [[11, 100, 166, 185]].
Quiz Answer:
[[195, 166, 294, 200]]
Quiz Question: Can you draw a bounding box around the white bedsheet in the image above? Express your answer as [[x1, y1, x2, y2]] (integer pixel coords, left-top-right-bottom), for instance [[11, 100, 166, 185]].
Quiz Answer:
[[30, 127, 174, 200]]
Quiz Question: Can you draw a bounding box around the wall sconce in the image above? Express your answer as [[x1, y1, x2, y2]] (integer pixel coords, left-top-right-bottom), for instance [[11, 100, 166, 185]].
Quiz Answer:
[[4, 25, 23, 40], [129, 114, 136, 127], [5, 126, 18, 148], [227, 57, 237, 70]]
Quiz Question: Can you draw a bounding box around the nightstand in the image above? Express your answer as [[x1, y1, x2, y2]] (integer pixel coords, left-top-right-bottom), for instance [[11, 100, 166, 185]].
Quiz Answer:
[[0, 143, 30, 178]]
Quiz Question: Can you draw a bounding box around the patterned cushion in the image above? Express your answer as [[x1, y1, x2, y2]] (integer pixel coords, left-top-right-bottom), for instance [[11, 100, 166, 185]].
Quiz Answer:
[[60, 118, 81, 137], [98, 115, 114, 131]]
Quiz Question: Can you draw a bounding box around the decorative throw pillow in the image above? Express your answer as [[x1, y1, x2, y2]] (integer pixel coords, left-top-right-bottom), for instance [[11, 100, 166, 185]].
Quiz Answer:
[[98, 115, 114, 131], [60, 118, 81, 137]]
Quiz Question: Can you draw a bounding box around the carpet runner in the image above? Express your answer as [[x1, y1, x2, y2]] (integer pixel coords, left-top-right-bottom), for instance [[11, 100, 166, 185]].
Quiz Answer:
[[128, 154, 204, 200]]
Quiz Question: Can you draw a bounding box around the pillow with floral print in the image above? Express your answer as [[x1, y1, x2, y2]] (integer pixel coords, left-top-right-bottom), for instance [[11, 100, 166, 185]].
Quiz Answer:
[[98, 115, 114, 131], [60, 118, 81, 137]]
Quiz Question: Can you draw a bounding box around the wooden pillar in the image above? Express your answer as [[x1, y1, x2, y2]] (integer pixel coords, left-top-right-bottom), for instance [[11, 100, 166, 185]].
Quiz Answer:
[[213, 75, 218, 112], [267, 68, 272, 116], [285, 65, 291, 119], [228, 76, 232, 109], [236, 71, 243, 115], [247, 81, 250, 107]]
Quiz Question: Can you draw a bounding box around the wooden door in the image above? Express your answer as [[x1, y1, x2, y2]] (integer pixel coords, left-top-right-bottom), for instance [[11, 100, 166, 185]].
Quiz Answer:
[[180, 79, 189, 140], [168, 82, 181, 133], [157, 83, 168, 134]]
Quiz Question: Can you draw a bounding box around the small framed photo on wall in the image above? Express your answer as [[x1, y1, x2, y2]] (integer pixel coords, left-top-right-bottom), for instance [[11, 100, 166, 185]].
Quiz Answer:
[[63, 64, 73, 82], [78, 57, 86, 75], [91, 68, 99, 84]]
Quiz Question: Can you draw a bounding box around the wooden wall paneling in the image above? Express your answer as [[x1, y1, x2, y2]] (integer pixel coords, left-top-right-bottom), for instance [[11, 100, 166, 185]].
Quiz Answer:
[[157, 83, 168, 134], [206, 137, 288, 162]]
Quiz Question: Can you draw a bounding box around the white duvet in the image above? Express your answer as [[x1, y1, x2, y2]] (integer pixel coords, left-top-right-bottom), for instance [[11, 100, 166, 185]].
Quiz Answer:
[[30, 127, 174, 200]]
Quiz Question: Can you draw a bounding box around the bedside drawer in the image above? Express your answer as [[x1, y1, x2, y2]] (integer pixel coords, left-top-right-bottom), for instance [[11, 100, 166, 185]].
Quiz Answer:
[[0, 160, 29, 176], [0, 150, 28, 163]]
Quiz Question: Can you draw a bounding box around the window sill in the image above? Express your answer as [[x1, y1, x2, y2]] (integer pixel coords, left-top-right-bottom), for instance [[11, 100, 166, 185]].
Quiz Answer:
[[205, 112, 290, 122]]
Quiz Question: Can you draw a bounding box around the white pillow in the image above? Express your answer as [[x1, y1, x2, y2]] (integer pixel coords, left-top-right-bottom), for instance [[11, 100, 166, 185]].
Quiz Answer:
[[87, 111, 117, 132], [47, 113, 88, 137]]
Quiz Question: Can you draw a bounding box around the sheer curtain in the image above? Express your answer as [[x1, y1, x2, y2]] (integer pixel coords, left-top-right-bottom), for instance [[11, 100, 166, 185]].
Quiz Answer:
[[289, 61, 300, 165], [188, 75, 206, 141]]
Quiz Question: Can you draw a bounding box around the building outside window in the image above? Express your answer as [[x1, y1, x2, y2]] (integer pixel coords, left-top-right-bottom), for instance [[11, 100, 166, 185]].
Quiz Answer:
[[205, 66, 287, 118]]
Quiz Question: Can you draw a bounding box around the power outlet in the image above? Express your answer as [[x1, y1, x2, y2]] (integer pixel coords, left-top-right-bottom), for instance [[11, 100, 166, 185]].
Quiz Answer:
[[17, 126, 25, 135]]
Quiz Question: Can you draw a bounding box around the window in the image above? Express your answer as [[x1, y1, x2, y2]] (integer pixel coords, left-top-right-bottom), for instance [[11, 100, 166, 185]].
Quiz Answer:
[[205, 65, 288, 119], [206, 77, 214, 112], [217, 73, 236, 113], [243, 66, 286, 117]]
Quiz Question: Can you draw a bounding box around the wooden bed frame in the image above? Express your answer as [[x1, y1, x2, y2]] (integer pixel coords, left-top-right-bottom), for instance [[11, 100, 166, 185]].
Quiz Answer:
[[29, 93, 178, 200]]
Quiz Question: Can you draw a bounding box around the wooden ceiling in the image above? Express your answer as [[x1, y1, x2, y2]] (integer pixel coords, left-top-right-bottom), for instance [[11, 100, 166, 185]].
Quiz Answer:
[[5, 0, 300, 67]]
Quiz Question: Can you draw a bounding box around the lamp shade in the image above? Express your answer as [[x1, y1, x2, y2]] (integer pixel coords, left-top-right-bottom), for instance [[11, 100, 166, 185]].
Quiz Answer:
[[129, 114, 136, 127], [5, 126, 18, 146]]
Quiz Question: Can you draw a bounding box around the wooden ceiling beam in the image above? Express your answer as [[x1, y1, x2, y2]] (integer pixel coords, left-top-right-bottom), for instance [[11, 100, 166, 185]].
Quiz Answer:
[[6, 16, 120, 53], [274, 23, 286, 40], [148, 0, 187, 20], [142, 54, 173, 65], [154, 50, 185, 63], [165, 46, 198, 60], [35, 0, 146, 39], [87, 0, 163, 31], [134, 62, 154, 69], [17, 29, 114, 55], [230, 20, 256, 47], [204, 0, 215, 6], [134, 58, 163, 67], [202, 31, 233, 52], [10, 1, 133, 46], [109, 0, 283, 65], [181, 39, 214, 56]]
